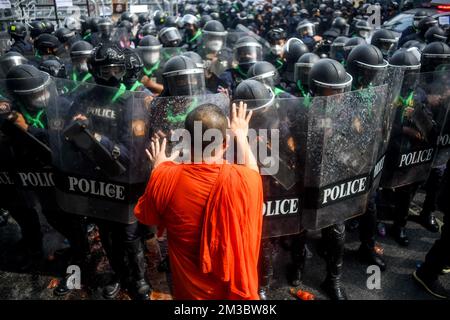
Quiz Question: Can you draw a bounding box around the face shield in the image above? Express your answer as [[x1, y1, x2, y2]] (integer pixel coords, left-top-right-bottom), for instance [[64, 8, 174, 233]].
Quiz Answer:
[[14, 74, 53, 110], [138, 45, 162, 66], [294, 62, 313, 86], [71, 55, 90, 74], [203, 31, 227, 53], [234, 42, 262, 66], [330, 43, 346, 62], [422, 53, 450, 72], [377, 39, 397, 58], [0, 56, 27, 78], [94, 64, 126, 86], [99, 23, 113, 38], [299, 23, 315, 37], [248, 70, 279, 88], [353, 59, 389, 87], [160, 28, 182, 47], [313, 73, 353, 96], [164, 68, 206, 96]]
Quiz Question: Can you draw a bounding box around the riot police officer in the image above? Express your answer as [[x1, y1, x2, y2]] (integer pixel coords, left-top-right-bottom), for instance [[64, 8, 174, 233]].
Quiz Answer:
[[308, 59, 353, 300], [219, 36, 262, 95], [0, 51, 28, 78], [281, 38, 309, 87], [68, 40, 94, 90], [346, 44, 389, 270], [399, 11, 431, 46], [158, 27, 182, 48], [7, 22, 33, 57], [246, 61, 289, 98], [137, 35, 164, 95], [64, 43, 151, 299], [329, 36, 349, 64], [296, 20, 319, 52], [181, 14, 202, 51], [265, 28, 287, 71], [371, 29, 398, 59], [292, 52, 320, 98]]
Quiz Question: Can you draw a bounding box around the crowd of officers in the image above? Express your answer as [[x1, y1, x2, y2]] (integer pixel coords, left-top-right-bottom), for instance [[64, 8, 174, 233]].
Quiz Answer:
[[0, 0, 450, 300]]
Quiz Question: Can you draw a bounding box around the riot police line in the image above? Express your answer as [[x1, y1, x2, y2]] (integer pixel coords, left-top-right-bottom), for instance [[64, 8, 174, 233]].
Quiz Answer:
[[1, 0, 450, 301]]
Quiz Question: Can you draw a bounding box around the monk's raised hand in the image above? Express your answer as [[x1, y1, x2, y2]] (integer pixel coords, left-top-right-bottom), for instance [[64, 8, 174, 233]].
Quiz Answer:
[[230, 101, 252, 139], [146, 137, 178, 169]]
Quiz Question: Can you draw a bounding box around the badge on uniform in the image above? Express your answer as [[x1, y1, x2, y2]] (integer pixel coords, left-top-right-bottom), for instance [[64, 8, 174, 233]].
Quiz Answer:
[[132, 119, 146, 137]]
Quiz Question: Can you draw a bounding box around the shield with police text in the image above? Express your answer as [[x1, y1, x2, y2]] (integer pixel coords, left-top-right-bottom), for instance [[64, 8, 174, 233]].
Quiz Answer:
[[46, 78, 152, 224], [231, 96, 308, 238], [301, 85, 388, 231], [381, 70, 448, 188]]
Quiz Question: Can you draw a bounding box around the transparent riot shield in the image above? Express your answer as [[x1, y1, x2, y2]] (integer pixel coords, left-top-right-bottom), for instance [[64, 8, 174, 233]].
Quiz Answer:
[[47, 78, 152, 224], [0, 77, 56, 194], [431, 67, 450, 168], [301, 85, 388, 231], [160, 47, 187, 67], [369, 66, 405, 191], [230, 96, 308, 238], [381, 70, 448, 188]]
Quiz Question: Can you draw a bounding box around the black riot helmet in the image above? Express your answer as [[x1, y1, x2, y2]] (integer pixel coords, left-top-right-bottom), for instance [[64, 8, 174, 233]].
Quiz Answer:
[[309, 58, 352, 96], [137, 24, 154, 40], [121, 12, 138, 26], [233, 36, 263, 70], [162, 56, 205, 96], [200, 15, 213, 28], [158, 27, 182, 47], [70, 40, 93, 74], [354, 20, 372, 39], [39, 57, 67, 78], [165, 16, 179, 28], [421, 41, 450, 72], [6, 64, 52, 111], [98, 18, 113, 38], [267, 28, 287, 44], [389, 49, 421, 96], [296, 20, 316, 37], [28, 21, 47, 40], [90, 43, 127, 87], [370, 29, 398, 58], [0, 51, 28, 78], [8, 22, 27, 40], [79, 15, 90, 35], [413, 10, 430, 28], [343, 37, 366, 59], [90, 17, 100, 33], [402, 39, 426, 52], [54, 27, 76, 44], [283, 38, 309, 66], [346, 44, 388, 88], [34, 34, 61, 56], [294, 53, 320, 90], [233, 79, 276, 130], [118, 20, 133, 34], [123, 48, 144, 88], [138, 12, 151, 26], [418, 17, 438, 38], [330, 36, 349, 62], [424, 26, 448, 43], [331, 17, 349, 36], [137, 35, 162, 66], [247, 61, 280, 88], [154, 10, 167, 27], [202, 20, 227, 53], [43, 21, 55, 34], [181, 51, 204, 69]]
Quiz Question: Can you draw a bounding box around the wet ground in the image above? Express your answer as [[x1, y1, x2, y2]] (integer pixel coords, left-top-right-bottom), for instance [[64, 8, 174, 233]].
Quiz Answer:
[[0, 190, 448, 300]]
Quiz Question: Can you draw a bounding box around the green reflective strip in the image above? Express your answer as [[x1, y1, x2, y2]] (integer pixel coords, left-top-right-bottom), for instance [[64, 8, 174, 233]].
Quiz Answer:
[[275, 59, 284, 69], [20, 105, 45, 129], [70, 73, 93, 93], [274, 86, 285, 97], [72, 72, 78, 82], [167, 97, 198, 124], [111, 83, 127, 103], [83, 33, 91, 40], [398, 91, 415, 123], [35, 51, 41, 59], [143, 60, 161, 77], [130, 81, 144, 92], [296, 80, 308, 98], [235, 65, 247, 78], [188, 29, 202, 43]]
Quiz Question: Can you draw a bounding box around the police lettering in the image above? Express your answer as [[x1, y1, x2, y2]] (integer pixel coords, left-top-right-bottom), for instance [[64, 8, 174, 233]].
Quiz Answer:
[[0, 172, 14, 185], [263, 198, 299, 216], [373, 156, 385, 179], [17, 172, 55, 187], [399, 148, 433, 168], [86, 107, 116, 119], [322, 177, 367, 205], [437, 134, 450, 147], [68, 176, 125, 200]]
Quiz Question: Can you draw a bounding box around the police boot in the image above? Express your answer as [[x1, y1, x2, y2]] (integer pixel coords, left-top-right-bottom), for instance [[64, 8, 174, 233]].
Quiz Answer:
[[418, 210, 440, 233], [103, 245, 126, 299], [289, 235, 306, 286], [124, 239, 151, 300], [258, 239, 274, 300], [321, 224, 347, 300]]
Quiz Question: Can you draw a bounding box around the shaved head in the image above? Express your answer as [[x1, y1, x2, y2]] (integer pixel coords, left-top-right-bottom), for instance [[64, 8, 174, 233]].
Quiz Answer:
[[185, 103, 228, 151]]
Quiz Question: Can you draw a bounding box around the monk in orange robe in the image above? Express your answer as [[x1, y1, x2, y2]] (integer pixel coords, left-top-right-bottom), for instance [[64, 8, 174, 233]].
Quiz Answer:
[[135, 102, 263, 300]]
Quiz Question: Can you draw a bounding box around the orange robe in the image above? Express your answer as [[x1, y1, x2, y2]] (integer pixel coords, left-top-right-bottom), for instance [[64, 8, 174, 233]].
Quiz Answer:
[[134, 161, 263, 300]]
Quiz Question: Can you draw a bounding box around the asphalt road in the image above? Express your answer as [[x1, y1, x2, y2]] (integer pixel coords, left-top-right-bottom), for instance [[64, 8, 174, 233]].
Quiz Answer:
[[0, 190, 448, 300]]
